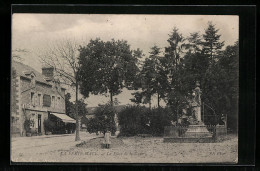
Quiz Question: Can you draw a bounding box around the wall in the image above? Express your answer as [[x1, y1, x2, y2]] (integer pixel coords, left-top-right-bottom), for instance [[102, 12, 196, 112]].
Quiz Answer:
[[11, 68, 21, 136], [19, 77, 66, 136], [20, 77, 66, 113]]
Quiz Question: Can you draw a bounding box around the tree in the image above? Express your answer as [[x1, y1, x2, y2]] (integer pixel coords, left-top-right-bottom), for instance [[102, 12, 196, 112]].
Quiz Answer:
[[65, 93, 87, 120], [202, 22, 224, 64], [136, 45, 168, 108], [78, 38, 140, 105], [65, 93, 74, 118], [163, 28, 187, 120], [184, 32, 202, 54], [164, 27, 185, 71], [39, 38, 92, 141], [210, 41, 239, 129]]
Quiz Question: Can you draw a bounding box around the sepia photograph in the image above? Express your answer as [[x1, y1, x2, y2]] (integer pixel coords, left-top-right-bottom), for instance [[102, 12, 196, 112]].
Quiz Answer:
[[11, 14, 239, 163]]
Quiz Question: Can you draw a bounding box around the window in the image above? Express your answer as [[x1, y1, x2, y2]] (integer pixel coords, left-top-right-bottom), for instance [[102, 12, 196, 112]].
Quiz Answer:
[[31, 92, 35, 105], [38, 94, 41, 106], [52, 96, 55, 108], [43, 94, 51, 107]]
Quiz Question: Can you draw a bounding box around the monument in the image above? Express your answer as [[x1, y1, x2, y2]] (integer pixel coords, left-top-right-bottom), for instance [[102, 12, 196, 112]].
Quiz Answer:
[[192, 81, 202, 122], [164, 81, 213, 142], [185, 81, 212, 138]]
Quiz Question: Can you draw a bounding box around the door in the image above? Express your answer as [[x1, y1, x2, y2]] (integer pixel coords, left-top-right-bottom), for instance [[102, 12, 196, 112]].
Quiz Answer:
[[38, 114, 42, 134]]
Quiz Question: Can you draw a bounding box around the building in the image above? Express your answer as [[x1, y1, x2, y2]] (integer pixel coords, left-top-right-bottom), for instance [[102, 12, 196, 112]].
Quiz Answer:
[[11, 60, 75, 137]]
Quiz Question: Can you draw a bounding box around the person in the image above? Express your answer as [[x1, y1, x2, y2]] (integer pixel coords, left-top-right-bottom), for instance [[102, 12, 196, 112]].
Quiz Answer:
[[103, 130, 111, 148]]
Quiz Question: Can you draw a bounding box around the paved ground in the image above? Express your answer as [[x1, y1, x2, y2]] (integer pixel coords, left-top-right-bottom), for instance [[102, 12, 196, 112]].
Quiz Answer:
[[11, 131, 102, 162], [11, 132, 238, 163]]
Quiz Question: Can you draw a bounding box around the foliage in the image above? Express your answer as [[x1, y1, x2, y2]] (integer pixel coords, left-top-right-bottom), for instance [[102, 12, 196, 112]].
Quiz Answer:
[[43, 118, 55, 133], [149, 107, 172, 136], [65, 93, 74, 118], [118, 105, 150, 136], [86, 103, 117, 135], [78, 38, 141, 104], [24, 119, 31, 133], [136, 45, 168, 108], [118, 106, 173, 136], [202, 21, 224, 64], [65, 93, 87, 119]]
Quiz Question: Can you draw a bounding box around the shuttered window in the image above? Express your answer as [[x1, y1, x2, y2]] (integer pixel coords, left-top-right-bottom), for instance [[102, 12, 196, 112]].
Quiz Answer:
[[43, 94, 51, 107]]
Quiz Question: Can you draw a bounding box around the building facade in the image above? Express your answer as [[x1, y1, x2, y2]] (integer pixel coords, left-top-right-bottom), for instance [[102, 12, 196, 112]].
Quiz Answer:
[[11, 60, 70, 137]]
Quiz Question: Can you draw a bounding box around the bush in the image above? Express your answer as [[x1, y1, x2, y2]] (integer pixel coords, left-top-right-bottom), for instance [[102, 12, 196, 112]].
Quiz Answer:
[[149, 107, 172, 136], [86, 104, 117, 135], [24, 119, 31, 133], [43, 118, 55, 133], [118, 105, 150, 136], [118, 106, 173, 136]]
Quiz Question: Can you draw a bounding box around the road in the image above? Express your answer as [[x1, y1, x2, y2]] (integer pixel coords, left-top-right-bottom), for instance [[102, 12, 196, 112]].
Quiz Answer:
[[11, 131, 100, 162]]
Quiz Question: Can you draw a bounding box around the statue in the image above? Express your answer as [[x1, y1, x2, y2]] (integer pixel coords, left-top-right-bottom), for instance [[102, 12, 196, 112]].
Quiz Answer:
[[192, 81, 202, 122]]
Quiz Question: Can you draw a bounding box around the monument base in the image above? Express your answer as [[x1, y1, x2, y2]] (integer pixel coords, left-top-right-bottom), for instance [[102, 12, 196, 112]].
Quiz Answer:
[[185, 124, 212, 138]]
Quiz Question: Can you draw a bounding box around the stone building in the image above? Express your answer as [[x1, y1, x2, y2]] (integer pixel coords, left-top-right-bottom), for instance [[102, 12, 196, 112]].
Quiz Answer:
[[11, 60, 75, 137]]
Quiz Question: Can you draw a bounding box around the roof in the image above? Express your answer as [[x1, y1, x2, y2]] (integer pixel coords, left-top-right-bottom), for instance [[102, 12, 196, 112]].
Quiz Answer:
[[50, 113, 76, 123], [12, 61, 66, 90], [12, 60, 51, 85]]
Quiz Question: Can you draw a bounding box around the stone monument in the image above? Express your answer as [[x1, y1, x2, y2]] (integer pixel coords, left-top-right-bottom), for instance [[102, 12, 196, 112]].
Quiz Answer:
[[185, 81, 211, 138], [191, 81, 202, 123]]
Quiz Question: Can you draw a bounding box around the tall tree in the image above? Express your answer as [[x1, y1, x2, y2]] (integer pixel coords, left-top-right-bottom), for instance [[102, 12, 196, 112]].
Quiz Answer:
[[39, 38, 92, 141], [165, 27, 185, 71], [78, 38, 140, 105], [163, 28, 187, 120], [202, 22, 224, 64], [137, 45, 168, 108], [184, 32, 202, 54]]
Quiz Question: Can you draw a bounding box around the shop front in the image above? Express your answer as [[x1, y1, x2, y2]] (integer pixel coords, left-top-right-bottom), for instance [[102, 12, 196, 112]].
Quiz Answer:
[[49, 113, 76, 134]]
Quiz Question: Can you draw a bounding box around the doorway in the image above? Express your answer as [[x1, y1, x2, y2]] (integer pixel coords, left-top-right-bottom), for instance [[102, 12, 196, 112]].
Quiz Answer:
[[38, 114, 41, 133]]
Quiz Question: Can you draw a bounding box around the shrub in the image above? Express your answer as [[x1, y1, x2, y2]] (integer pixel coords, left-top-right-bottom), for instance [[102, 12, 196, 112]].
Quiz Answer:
[[149, 107, 172, 136], [118, 106, 173, 136], [118, 105, 150, 136], [86, 103, 117, 135], [24, 119, 31, 133], [43, 118, 55, 133]]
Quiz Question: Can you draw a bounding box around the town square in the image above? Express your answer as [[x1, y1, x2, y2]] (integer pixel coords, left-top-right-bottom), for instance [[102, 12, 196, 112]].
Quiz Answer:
[[11, 14, 238, 163]]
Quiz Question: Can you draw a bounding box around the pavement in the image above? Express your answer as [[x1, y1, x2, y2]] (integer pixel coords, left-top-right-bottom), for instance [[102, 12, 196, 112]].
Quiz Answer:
[[11, 131, 102, 162], [11, 132, 238, 163]]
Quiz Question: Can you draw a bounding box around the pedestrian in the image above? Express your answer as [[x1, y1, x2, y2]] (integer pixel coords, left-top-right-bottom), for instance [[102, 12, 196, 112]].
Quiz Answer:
[[103, 130, 111, 148]]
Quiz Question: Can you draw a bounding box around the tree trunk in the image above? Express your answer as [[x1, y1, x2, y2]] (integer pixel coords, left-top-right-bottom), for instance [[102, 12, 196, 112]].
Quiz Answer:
[[110, 91, 113, 106], [158, 93, 160, 108], [149, 98, 151, 109], [75, 82, 80, 141]]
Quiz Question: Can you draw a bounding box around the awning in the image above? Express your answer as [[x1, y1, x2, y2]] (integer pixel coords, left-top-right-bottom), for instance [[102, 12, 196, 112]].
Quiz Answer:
[[50, 113, 76, 123]]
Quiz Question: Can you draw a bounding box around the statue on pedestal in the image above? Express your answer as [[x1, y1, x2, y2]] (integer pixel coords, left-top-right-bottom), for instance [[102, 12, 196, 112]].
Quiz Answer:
[[191, 81, 202, 123]]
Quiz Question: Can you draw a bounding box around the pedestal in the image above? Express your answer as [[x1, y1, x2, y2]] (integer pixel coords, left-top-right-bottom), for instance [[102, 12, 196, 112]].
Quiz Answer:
[[185, 125, 212, 138]]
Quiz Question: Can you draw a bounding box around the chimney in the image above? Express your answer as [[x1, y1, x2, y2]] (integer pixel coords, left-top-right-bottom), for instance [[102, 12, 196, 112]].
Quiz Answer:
[[42, 65, 54, 81]]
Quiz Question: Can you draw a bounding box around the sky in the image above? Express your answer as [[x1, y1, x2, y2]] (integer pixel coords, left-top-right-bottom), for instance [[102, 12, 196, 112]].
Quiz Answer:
[[12, 14, 239, 107]]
